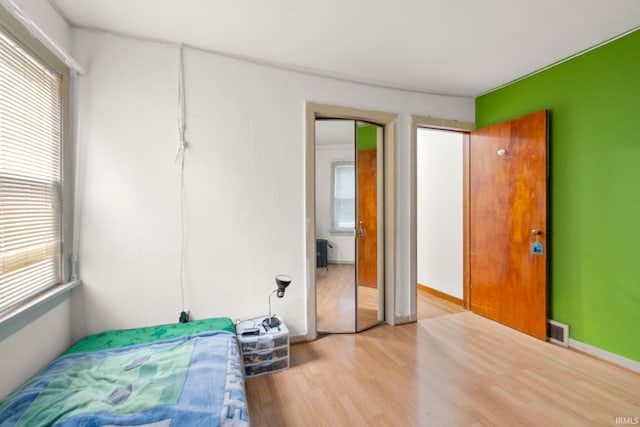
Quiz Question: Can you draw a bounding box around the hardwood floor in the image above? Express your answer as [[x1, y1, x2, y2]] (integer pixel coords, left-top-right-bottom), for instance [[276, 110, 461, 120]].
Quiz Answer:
[[247, 291, 640, 426], [316, 263, 381, 332], [417, 286, 465, 320], [316, 263, 355, 332]]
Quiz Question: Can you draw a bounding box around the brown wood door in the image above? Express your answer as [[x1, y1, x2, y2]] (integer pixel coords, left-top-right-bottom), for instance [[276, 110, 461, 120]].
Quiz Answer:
[[356, 146, 378, 288], [469, 110, 548, 339]]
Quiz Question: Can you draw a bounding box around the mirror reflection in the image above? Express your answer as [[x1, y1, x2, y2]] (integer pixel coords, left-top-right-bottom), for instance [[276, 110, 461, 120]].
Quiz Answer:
[[315, 119, 384, 333]]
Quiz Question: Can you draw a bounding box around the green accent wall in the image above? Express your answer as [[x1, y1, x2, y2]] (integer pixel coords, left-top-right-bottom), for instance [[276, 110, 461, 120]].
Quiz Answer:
[[357, 124, 377, 151], [476, 29, 640, 362]]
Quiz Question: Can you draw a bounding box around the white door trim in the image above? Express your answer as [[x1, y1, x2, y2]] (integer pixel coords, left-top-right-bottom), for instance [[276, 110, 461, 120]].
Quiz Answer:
[[410, 116, 475, 321], [305, 102, 397, 341]]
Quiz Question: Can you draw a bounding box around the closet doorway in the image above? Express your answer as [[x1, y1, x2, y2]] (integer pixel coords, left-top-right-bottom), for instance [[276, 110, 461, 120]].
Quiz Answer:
[[315, 119, 384, 333], [416, 128, 466, 311]]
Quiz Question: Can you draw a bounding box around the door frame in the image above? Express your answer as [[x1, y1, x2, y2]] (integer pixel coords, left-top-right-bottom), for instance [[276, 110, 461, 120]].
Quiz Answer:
[[410, 116, 475, 319], [306, 102, 397, 341]]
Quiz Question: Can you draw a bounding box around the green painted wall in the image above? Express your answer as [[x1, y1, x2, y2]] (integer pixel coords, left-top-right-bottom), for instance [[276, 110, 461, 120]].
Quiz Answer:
[[357, 124, 377, 151], [476, 29, 640, 362]]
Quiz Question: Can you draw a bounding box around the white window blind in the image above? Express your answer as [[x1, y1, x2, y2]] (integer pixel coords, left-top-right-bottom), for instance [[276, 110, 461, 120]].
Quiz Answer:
[[0, 29, 62, 315], [332, 162, 355, 230]]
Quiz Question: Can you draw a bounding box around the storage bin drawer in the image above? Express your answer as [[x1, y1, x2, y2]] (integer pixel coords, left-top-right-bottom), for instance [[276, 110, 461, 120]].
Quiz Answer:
[[240, 336, 276, 352], [239, 329, 288, 352], [236, 316, 289, 377], [244, 357, 289, 377], [272, 335, 288, 348], [242, 346, 288, 365]]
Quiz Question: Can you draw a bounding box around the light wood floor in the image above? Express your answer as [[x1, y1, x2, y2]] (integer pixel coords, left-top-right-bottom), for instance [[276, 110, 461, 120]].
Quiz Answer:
[[416, 287, 466, 320], [247, 291, 640, 426], [316, 263, 381, 332]]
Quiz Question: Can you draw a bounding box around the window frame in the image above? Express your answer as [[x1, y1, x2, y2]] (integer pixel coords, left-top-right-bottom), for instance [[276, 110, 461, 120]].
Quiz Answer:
[[0, 5, 72, 320], [330, 160, 356, 233]]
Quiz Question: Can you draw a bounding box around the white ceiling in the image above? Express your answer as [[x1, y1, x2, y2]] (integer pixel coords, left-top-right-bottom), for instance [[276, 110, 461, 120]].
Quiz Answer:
[[316, 120, 354, 146], [52, 0, 640, 97]]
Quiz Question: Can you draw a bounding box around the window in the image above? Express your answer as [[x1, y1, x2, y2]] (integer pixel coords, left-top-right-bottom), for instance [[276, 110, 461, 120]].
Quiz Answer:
[[332, 161, 355, 231], [0, 28, 63, 315]]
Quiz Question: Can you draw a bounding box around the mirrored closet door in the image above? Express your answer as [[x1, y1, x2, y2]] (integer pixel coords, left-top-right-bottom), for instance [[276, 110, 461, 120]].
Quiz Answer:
[[315, 119, 384, 333]]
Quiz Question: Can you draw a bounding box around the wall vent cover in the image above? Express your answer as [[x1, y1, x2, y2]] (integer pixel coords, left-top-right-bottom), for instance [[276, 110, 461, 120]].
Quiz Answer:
[[547, 319, 569, 347]]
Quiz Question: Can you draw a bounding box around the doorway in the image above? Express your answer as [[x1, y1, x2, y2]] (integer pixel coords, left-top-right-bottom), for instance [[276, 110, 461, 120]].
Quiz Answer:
[[412, 112, 548, 339], [315, 119, 384, 333], [416, 128, 466, 316], [305, 103, 398, 341]]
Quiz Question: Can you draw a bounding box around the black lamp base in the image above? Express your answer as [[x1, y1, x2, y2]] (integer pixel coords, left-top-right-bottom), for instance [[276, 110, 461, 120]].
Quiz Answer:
[[262, 316, 281, 329]]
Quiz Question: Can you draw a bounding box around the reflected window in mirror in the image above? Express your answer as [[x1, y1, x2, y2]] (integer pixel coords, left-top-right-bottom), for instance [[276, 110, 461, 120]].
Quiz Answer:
[[331, 161, 355, 232]]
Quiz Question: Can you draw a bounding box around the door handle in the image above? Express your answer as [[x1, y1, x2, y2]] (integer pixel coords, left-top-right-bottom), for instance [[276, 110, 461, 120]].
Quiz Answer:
[[357, 221, 364, 237], [532, 229, 543, 236]]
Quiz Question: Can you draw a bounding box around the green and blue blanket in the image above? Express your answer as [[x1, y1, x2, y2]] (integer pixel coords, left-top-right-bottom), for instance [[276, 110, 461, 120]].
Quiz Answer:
[[0, 319, 248, 427]]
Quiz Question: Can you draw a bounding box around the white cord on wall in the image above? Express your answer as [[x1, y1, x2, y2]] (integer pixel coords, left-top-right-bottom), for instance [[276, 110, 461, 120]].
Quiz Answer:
[[175, 45, 188, 314]]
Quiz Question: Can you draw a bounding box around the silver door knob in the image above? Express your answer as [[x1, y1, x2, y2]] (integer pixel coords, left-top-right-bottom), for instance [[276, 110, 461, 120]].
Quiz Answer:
[[532, 229, 542, 236]]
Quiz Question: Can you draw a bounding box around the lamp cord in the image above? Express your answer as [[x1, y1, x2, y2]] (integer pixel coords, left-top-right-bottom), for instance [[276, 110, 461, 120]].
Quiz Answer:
[[267, 290, 277, 320]]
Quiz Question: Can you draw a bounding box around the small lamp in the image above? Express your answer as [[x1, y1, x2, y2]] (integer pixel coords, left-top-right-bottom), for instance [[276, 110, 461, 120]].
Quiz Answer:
[[263, 274, 291, 329]]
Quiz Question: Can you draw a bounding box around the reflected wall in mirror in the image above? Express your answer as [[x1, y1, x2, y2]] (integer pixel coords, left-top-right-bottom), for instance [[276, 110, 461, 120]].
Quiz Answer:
[[315, 119, 356, 332]]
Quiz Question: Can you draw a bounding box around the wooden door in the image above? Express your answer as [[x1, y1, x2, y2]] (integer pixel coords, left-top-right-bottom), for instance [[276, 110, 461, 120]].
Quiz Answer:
[[469, 110, 548, 339], [356, 128, 378, 288]]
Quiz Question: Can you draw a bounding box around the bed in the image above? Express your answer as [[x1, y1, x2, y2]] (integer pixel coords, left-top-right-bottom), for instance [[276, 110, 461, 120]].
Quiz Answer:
[[0, 317, 250, 426]]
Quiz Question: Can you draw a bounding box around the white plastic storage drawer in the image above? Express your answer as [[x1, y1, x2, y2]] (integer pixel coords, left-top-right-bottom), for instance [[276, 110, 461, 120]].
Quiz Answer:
[[237, 323, 288, 353], [240, 333, 288, 352], [242, 346, 289, 365], [244, 356, 289, 377], [236, 316, 290, 378]]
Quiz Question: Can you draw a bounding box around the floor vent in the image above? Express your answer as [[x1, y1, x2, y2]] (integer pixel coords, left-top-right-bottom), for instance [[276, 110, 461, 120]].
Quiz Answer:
[[547, 320, 569, 347]]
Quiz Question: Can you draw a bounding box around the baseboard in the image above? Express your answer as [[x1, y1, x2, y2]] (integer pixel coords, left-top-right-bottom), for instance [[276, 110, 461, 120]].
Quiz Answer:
[[568, 338, 640, 373], [326, 260, 355, 265], [394, 314, 415, 325], [417, 283, 463, 306], [290, 334, 310, 344]]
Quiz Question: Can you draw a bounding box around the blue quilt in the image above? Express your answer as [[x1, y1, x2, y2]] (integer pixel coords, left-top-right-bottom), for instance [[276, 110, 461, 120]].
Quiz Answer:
[[0, 331, 249, 427]]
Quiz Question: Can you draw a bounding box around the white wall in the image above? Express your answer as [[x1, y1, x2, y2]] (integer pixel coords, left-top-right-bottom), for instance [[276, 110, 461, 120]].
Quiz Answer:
[[70, 28, 474, 339], [315, 120, 355, 263], [0, 300, 72, 398], [17, 0, 71, 51], [416, 129, 463, 299]]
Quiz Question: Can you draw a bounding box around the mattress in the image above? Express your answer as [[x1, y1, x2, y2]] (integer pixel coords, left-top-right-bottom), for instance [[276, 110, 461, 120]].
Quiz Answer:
[[65, 317, 236, 354], [0, 317, 249, 427]]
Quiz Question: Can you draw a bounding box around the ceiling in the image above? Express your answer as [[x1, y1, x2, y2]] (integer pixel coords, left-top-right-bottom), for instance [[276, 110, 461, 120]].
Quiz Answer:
[[51, 0, 640, 97], [316, 120, 354, 146]]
